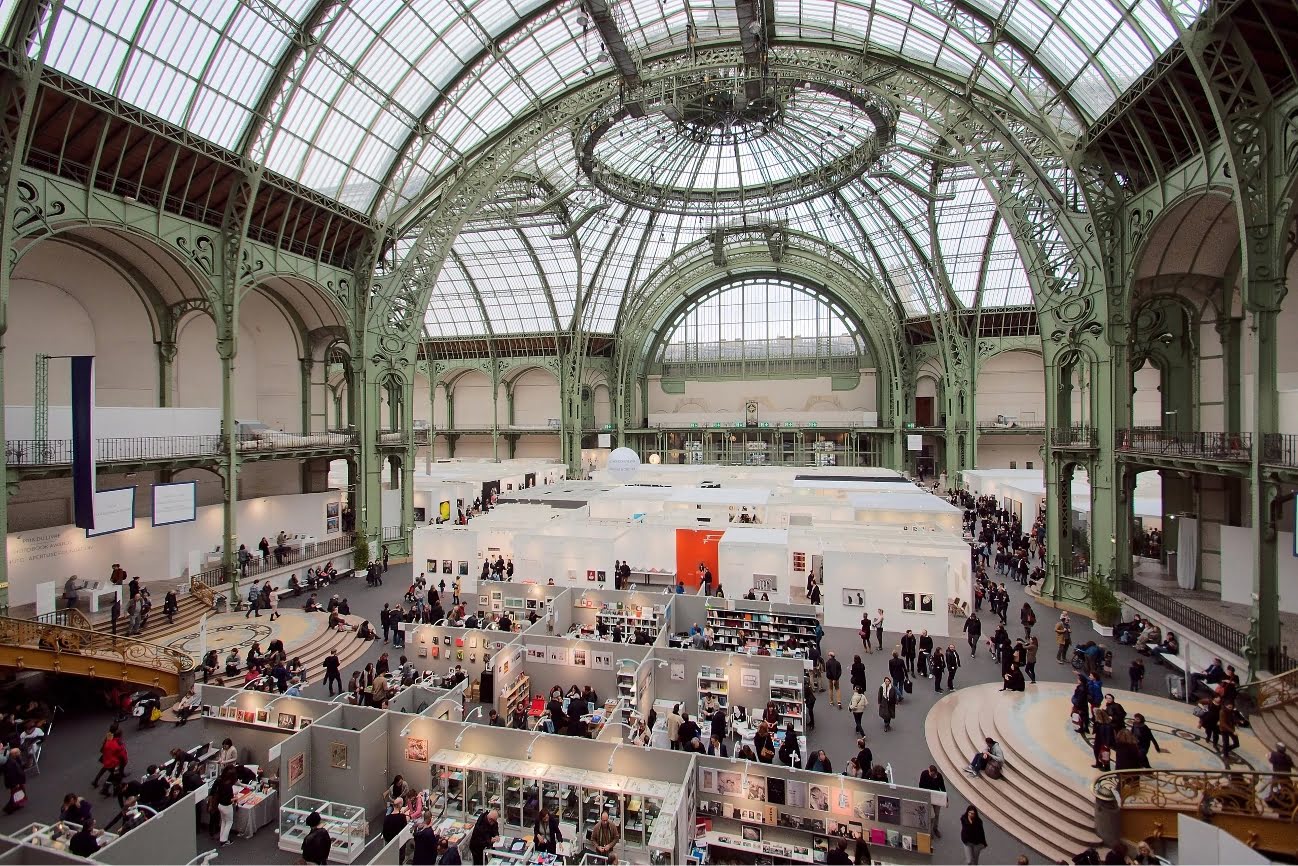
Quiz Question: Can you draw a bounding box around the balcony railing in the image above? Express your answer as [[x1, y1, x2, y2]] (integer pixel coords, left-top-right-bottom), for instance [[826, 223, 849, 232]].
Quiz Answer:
[[977, 424, 1046, 434], [4, 431, 357, 467], [1116, 428, 1251, 461], [1117, 576, 1248, 658], [196, 533, 357, 584], [1050, 425, 1098, 447], [1261, 433, 1298, 467], [377, 429, 410, 445]]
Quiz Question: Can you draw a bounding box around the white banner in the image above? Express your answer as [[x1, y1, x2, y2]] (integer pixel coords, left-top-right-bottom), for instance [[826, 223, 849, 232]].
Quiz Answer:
[[152, 481, 197, 526], [87, 487, 136, 537], [907, 434, 923, 452]]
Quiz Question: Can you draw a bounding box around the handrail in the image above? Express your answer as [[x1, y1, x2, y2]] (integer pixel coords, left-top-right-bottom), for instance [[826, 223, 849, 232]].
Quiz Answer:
[[1249, 665, 1298, 713], [31, 608, 93, 630], [1094, 769, 1297, 824], [0, 613, 194, 678], [4, 431, 358, 467], [1116, 576, 1248, 658], [1115, 428, 1252, 461], [189, 578, 216, 610]]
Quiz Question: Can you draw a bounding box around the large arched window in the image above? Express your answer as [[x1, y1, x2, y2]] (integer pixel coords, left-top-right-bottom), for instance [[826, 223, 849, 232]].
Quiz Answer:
[[656, 278, 869, 377]]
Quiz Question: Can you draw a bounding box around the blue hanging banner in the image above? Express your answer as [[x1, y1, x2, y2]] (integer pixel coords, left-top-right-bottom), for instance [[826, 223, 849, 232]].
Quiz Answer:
[[71, 355, 97, 529]]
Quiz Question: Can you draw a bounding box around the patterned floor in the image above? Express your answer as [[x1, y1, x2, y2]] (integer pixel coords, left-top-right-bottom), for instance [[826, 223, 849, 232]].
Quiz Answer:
[[988, 682, 1272, 798], [160, 610, 329, 661]]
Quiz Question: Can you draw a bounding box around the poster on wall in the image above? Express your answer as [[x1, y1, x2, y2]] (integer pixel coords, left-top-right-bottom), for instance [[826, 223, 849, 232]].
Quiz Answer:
[[571, 647, 588, 667], [326, 501, 341, 534], [842, 588, 865, 607], [405, 737, 429, 762], [591, 651, 613, 670], [526, 646, 547, 664], [740, 668, 760, 689], [151, 481, 197, 527], [919, 594, 934, 613], [87, 487, 136, 537], [548, 646, 569, 665], [329, 742, 348, 769], [287, 753, 305, 787], [902, 593, 916, 611]]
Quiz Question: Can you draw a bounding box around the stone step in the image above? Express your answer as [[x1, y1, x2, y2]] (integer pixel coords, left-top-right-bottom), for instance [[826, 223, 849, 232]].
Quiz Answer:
[[1251, 704, 1298, 751], [205, 615, 371, 690], [950, 687, 1098, 828], [926, 690, 1102, 864]]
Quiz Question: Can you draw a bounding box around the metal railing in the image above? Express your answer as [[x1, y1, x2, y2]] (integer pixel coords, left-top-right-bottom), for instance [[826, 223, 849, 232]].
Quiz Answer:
[[1050, 425, 1098, 447], [381, 526, 403, 542], [1261, 433, 1298, 467], [1118, 576, 1248, 658], [1094, 769, 1297, 824], [0, 613, 194, 676], [1250, 664, 1298, 713], [191, 533, 356, 586], [1116, 428, 1252, 461], [4, 431, 358, 467], [376, 429, 410, 445], [32, 608, 93, 630], [977, 424, 1046, 434]]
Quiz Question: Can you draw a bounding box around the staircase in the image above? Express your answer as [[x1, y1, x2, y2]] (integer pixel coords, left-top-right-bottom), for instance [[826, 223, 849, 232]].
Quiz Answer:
[[202, 614, 375, 691], [925, 686, 1103, 862], [1249, 666, 1298, 750]]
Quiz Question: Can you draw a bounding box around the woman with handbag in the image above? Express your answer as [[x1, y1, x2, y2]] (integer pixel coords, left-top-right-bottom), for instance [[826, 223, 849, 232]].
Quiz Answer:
[[754, 722, 776, 764]]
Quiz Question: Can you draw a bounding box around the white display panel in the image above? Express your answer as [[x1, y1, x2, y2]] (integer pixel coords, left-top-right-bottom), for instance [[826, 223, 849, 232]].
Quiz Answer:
[[87, 487, 136, 537], [152, 481, 198, 527], [906, 434, 923, 451]]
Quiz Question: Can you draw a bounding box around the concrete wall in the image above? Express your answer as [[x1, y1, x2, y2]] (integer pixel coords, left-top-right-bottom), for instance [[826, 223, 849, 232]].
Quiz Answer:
[[647, 374, 877, 419], [975, 351, 1044, 425]]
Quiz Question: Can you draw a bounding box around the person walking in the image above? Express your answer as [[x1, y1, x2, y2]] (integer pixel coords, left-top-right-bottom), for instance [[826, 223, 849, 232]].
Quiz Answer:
[[945, 645, 961, 692], [1218, 701, 1240, 758], [1024, 635, 1038, 684], [266, 582, 279, 622], [859, 612, 873, 653], [849, 655, 867, 693], [323, 650, 342, 696], [848, 686, 868, 736], [804, 674, 817, 732], [110, 595, 121, 636], [931, 647, 946, 693], [918, 765, 946, 837], [1019, 602, 1036, 638], [959, 806, 987, 865], [245, 582, 260, 618], [963, 612, 982, 657], [887, 651, 907, 703], [877, 678, 896, 732], [825, 652, 843, 708]]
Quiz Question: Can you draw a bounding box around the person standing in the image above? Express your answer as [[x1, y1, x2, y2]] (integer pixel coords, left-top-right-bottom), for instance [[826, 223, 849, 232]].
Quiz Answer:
[[917, 630, 934, 678], [1020, 602, 1036, 638], [874, 609, 884, 650], [887, 651, 907, 703], [2, 747, 26, 814], [1024, 635, 1038, 684], [1055, 613, 1072, 663], [959, 805, 987, 865], [381, 604, 391, 643], [859, 612, 873, 653], [918, 765, 946, 837], [214, 767, 236, 846], [848, 686, 867, 736], [411, 814, 440, 865], [110, 595, 122, 636], [931, 647, 946, 694], [963, 612, 982, 657], [1218, 702, 1240, 758], [900, 630, 917, 677], [1129, 658, 1146, 692], [302, 811, 333, 864], [825, 652, 843, 708], [803, 674, 817, 731], [945, 645, 961, 692], [245, 582, 260, 619], [877, 678, 896, 732], [323, 650, 342, 696], [468, 808, 500, 864], [533, 808, 561, 855]]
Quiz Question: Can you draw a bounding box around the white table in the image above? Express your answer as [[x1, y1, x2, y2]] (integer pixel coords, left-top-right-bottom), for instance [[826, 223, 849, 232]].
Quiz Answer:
[[89, 585, 121, 613]]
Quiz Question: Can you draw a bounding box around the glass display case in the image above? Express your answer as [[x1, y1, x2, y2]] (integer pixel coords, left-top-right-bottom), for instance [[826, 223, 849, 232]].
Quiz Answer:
[[278, 796, 367, 864], [14, 821, 118, 853]]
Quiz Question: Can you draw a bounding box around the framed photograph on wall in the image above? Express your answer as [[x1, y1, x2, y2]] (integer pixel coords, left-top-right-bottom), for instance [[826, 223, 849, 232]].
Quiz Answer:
[[808, 784, 830, 812], [831, 788, 852, 816], [586, 569, 596, 581], [877, 795, 901, 825], [842, 588, 865, 607], [287, 752, 305, 787], [256, 709, 269, 724], [746, 778, 766, 801], [741, 824, 762, 843], [329, 742, 348, 769], [901, 800, 930, 830], [571, 648, 588, 667], [278, 713, 297, 730], [442, 560, 453, 574], [299, 718, 313, 729], [715, 771, 742, 797], [919, 594, 934, 613], [596, 570, 606, 583], [766, 778, 785, 805], [786, 780, 808, 809], [698, 767, 717, 793], [405, 737, 429, 762], [901, 592, 916, 611], [740, 667, 760, 689], [854, 793, 875, 821], [458, 561, 469, 576], [591, 651, 613, 670]]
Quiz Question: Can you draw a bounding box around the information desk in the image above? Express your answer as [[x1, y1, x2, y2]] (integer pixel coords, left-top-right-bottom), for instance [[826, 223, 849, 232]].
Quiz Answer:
[[279, 796, 368, 864]]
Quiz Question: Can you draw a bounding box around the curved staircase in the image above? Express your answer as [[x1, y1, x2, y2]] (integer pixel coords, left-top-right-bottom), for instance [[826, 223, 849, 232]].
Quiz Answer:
[[202, 614, 374, 692], [1249, 666, 1298, 749], [925, 685, 1103, 862]]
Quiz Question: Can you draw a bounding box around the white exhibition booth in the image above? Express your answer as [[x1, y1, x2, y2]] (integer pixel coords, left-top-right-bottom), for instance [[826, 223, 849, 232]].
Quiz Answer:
[[962, 468, 1164, 526]]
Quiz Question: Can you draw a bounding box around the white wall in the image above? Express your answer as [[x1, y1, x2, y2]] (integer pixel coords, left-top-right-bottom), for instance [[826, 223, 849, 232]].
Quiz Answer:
[[647, 374, 877, 424], [974, 441, 1042, 470], [718, 533, 791, 600], [1219, 525, 1298, 614], [1132, 362, 1162, 426], [450, 371, 496, 427], [821, 549, 951, 637], [4, 406, 221, 440], [5, 490, 340, 607], [510, 369, 560, 426], [9, 242, 157, 406], [976, 351, 1044, 425]]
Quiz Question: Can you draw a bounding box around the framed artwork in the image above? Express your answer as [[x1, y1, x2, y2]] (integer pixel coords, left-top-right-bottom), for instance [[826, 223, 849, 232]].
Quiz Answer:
[[442, 560, 453, 574], [886, 830, 901, 848], [902, 835, 915, 852], [329, 742, 348, 769], [830, 822, 851, 837], [831, 787, 852, 816], [901, 800, 930, 830], [278, 713, 297, 730], [526, 646, 546, 664], [902, 592, 916, 611], [877, 795, 901, 825], [740, 667, 760, 689], [746, 778, 766, 801], [240, 709, 255, 724], [591, 651, 613, 670], [805, 818, 827, 834], [326, 502, 340, 519], [547, 646, 568, 665], [468, 635, 479, 648], [596, 570, 606, 583], [443, 635, 452, 646], [586, 569, 596, 581], [426, 559, 437, 574], [287, 752, 305, 787], [201, 705, 215, 717], [478, 595, 489, 607], [299, 718, 313, 729], [256, 709, 269, 723], [413, 507, 426, 524], [808, 784, 830, 812], [767, 778, 785, 805], [841, 588, 866, 607], [715, 771, 742, 797], [739, 808, 762, 823], [786, 780, 808, 809], [854, 794, 875, 821], [741, 825, 762, 843], [571, 648, 588, 668], [698, 768, 716, 793], [418, 645, 428, 658], [458, 561, 469, 576], [812, 837, 829, 858], [920, 594, 934, 613], [218, 706, 231, 719], [405, 737, 429, 762]]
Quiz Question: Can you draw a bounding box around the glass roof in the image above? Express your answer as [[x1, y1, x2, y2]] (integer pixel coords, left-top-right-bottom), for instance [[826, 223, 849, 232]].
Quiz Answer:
[[22, 0, 1201, 337]]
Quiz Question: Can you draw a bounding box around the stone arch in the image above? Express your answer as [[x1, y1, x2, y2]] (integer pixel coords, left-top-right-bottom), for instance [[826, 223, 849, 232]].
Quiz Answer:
[[507, 367, 560, 427]]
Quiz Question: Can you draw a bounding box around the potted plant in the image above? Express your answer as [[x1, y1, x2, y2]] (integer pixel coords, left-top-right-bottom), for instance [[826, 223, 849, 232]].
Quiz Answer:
[[1088, 575, 1122, 633]]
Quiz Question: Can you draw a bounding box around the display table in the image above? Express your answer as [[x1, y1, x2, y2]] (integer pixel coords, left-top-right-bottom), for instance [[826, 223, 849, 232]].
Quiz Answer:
[[234, 787, 278, 837], [89, 584, 121, 613], [485, 837, 533, 863], [14, 821, 118, 853], [279, 795, 367, 863]]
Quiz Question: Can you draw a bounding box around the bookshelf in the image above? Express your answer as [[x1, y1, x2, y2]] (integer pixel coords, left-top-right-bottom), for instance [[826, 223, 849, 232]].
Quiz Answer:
[[704, 603, 819, 657], [697, 665, 729, 716], [597, 601, 665, 640], [617, 664, 637, 725], [769, 673, 805, 734], [500, 673, 531, 718]]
